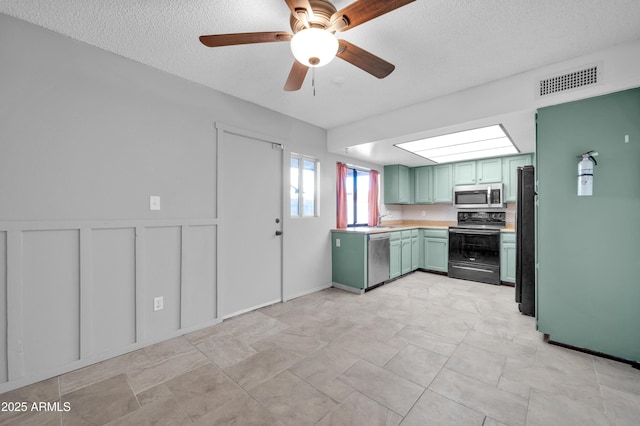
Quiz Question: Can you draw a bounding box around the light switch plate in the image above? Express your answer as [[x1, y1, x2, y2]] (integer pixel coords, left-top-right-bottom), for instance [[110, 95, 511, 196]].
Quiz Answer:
[[150, 196, 161, 211]]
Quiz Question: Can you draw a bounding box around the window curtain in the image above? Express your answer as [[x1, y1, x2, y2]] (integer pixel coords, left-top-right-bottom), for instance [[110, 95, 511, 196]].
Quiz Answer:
[[336, 162, 348, 229], [368, 170, 380, 227]]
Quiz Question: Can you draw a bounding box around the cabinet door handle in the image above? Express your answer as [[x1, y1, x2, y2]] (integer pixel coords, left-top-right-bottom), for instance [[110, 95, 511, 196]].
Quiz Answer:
[[275, 230, 283, 236]]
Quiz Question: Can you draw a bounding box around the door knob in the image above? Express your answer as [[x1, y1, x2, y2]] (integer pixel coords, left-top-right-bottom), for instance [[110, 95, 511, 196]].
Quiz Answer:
[[275, 230, 283, 236]]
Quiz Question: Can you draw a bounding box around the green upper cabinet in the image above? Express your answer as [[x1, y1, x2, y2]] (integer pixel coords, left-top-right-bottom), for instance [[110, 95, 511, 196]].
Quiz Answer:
[[477, 158, 503, 183], [384, 165, 413, 204], [502, 154, 533, 202], [432, 164, 453, 203], [453, 161, 477, 185], [453, 158, 502, 185], [386, 154, 531, 205], [414, 166, 433, 203]]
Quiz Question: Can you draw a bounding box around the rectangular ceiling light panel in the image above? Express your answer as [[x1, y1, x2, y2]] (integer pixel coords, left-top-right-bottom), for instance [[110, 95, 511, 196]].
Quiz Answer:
[[395, 124, 518, 163]]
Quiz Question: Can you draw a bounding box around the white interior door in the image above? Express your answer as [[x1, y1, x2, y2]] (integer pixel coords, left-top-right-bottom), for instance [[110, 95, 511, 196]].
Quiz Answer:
[[219, 128, 283, 318]]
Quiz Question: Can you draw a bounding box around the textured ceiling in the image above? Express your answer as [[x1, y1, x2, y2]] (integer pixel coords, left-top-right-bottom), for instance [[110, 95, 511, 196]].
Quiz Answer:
[[2, 0, 640, 133]]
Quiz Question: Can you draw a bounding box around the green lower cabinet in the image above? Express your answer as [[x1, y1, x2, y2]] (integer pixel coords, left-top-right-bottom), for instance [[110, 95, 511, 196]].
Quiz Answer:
[[411, 231, 420, 271], [389, 232, 402, 279], [400, 231, 413, 275], [500, 233, 516, 283], [401, 239, 411, 275], [331, 232, 368, 290], [391, 230, 420, 279], [423, 229, 449, 273]]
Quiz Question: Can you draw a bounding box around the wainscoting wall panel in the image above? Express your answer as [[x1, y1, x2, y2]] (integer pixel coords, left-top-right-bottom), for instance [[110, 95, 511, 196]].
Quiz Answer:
[[0, 220, 218, 392], [181, 225, 217, 329], [22, 230, 80, 377], [0, 231, 7, 383], [143, 226, 182, 341], [90, 228, 136, 355]]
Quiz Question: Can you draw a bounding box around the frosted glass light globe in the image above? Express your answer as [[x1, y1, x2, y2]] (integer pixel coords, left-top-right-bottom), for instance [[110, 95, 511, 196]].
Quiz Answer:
[[290, 28, 338, 67]]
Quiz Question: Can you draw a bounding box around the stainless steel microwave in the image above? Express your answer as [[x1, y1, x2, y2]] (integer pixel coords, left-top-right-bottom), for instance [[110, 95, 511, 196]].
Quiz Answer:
[[453, 183, 504, 209]]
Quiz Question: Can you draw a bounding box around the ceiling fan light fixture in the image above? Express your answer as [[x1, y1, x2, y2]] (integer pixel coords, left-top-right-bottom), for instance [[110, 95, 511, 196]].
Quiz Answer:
[[290, 28, 338, 67]]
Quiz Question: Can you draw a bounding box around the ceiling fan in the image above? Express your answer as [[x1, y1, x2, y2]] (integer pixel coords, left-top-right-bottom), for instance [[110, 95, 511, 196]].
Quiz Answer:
[[199, 0, 416, 91]]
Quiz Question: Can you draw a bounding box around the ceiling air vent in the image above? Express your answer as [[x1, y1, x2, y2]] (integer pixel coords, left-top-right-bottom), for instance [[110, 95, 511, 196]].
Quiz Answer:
[[538, 65, 599, 97]]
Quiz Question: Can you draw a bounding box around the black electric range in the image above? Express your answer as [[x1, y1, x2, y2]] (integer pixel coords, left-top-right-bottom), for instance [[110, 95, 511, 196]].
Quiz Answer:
[[448, 211, 505, 285]]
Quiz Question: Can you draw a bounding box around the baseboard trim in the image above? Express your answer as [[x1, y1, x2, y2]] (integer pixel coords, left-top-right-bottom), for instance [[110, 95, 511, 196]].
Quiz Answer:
[[0, 316, 223, 394], [223, 299, 282, 320], [417, 268, 448, 276], [544, 334, 640, 369], [284, 282, 333, 302], [331, 282, 364, 295]]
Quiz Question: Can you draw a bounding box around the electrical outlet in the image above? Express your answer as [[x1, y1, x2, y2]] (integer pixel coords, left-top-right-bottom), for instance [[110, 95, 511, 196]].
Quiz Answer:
[[336, 238, 341, 247], [154, 296, 164, 311]]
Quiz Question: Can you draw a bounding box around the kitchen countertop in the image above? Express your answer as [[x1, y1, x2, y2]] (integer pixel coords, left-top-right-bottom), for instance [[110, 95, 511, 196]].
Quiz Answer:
[[331, 220, 515, 234]]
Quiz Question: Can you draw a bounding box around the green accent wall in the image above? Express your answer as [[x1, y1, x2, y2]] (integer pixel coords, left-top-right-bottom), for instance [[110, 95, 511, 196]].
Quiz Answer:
[[536, 87, 640, 362]]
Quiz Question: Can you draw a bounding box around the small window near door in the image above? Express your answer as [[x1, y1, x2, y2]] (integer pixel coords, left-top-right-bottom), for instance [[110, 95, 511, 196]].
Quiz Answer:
[[346, 167, 370, 226], [291, 154, 319, 217]]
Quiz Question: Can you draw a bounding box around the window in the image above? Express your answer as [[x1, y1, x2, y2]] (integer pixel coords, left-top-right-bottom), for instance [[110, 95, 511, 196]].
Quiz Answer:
[[290, 154, 318, 217], [346, 167, 370, 226]]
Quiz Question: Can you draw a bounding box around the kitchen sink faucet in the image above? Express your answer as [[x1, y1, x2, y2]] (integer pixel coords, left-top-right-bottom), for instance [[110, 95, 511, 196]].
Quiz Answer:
[[377, 213, 391, 227]]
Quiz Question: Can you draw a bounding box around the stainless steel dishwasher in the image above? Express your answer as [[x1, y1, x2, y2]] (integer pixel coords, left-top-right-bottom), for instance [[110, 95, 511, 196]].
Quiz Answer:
[[367, 233, 390, 288]]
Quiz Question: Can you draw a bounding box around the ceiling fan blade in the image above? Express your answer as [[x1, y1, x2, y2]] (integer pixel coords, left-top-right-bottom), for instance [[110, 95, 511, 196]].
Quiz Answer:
[[199, 32, 292, 47], [284, 61, 309, 91], [330, 0, 416, 32], [284, 0, 314, 23], [336, 40, 395, 79]]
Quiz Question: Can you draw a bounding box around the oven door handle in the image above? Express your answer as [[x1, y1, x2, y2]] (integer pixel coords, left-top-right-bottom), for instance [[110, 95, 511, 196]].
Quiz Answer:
[[451, 265, 495, 274], [449, 229, 500, 236]]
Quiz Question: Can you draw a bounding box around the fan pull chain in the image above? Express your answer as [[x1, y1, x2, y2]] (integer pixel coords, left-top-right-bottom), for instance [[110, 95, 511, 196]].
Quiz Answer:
[[312, 68, 316, 96]]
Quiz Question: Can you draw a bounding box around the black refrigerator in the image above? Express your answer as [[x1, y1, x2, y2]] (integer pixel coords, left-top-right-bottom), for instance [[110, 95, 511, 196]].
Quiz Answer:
[[515, 165, 536, 316]]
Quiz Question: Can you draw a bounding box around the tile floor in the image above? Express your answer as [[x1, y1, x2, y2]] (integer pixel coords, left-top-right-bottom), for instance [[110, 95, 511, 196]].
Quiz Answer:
[[1, 272, 639, 425]]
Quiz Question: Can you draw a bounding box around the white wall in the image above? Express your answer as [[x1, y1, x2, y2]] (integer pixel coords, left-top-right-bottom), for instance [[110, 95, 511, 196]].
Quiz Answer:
[[328, 39, 640, 160], [338, 39, 640, 220], [0, 13, 333, 392], [283, 147, 382, 300], [3, 10, 639, 392]]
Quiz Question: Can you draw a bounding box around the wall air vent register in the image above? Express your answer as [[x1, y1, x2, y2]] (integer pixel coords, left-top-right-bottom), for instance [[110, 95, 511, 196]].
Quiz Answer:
[[538, 65, 599, 96]]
